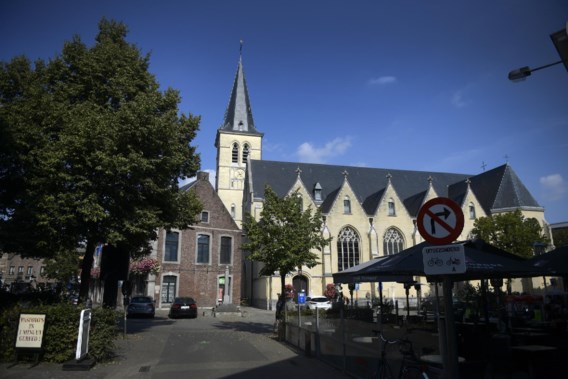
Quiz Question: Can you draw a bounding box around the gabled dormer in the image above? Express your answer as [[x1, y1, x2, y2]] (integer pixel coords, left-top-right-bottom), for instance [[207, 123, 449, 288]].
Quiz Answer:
[[376, 172, 411, 219], [286, 167, 316, 212]]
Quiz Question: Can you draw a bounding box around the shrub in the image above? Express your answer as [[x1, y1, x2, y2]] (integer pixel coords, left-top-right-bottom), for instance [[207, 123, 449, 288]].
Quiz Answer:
[[0, 302, 119, 363]]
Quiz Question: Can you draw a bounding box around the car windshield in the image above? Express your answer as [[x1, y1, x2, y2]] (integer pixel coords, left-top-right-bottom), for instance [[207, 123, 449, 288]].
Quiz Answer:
[[131, 297, 152, 303]]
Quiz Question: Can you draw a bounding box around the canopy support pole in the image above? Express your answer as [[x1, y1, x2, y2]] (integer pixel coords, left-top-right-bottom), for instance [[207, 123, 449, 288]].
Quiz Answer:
[[442, 276, 460, 379]]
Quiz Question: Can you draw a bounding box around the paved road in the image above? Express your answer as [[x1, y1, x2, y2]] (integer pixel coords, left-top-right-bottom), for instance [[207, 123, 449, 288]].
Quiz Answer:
[[0, 307, 348, 379]]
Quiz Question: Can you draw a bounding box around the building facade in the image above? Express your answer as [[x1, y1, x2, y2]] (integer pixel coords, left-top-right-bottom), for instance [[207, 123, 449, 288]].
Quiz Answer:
[[148, 172, 243, 308], [215, 54, 554, 309], [0, 253, 57, 292]]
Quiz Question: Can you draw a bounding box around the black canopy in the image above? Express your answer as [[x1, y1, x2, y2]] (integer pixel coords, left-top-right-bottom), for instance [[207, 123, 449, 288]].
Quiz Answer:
[[528, 245, 568, 276], [332, 239, 544, 283]]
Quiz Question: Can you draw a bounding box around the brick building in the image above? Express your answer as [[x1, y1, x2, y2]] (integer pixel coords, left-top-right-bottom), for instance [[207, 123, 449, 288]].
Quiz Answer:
[[0, 253, 56, 291], [146, 172, 242, 309]]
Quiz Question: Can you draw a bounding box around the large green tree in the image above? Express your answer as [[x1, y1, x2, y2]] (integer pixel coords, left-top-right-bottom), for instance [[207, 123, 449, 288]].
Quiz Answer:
[[0, 19, 201, 300], [242, 186, 331, 303], [551, 227, 568, 248], [471, 209, 548, 258]]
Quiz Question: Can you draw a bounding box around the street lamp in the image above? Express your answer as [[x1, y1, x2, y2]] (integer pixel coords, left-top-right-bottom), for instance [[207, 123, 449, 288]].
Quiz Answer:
[[508, 22, 568, 82], [508, 60, 565, 81]]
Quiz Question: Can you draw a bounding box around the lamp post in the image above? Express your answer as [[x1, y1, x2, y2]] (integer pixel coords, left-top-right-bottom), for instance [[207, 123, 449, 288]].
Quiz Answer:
[[508, 60, 565, 81], [508, 23, 568, 81]]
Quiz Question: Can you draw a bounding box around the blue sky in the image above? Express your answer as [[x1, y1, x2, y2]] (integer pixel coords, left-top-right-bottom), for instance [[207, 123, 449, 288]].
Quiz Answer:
[[1, 1, 567, 224]]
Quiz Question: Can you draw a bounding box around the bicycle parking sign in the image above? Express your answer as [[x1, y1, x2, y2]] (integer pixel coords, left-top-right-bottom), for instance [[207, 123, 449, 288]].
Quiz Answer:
[[422, 244, 466, 275]]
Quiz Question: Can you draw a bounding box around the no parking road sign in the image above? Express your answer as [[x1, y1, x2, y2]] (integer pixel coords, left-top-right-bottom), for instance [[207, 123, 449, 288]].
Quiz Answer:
[[417, 197, 464, 245]]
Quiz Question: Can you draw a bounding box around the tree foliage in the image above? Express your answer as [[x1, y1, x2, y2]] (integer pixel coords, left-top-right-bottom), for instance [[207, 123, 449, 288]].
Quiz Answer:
[[471, 210, 548, 258], [551, 227, 568, 248], [242, 186, 332, 298], [0, 19, 201, 296]]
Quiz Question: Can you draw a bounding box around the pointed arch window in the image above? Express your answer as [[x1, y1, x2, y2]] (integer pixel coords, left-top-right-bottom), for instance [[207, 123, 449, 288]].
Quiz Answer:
[[230, 204, 236, 219], [388, 198, 396, 216], [296, 193, 303, 212], [242, 143, 250, 164], [343, 196, 351, 214], [469, 202, 476, 219], [383, 228, 404, 255], [337, 227, 360, 271], [232, 143, 239, 163]]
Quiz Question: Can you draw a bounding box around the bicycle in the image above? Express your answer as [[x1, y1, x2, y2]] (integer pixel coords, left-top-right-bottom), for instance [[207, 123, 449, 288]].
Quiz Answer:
[[370, 330, 444, 379], [397, 339, 443, 379], [370, 329, 399, 379]]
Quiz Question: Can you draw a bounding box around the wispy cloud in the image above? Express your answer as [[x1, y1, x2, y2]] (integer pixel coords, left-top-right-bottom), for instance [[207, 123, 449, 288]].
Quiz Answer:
[[368, 76, 397, 86], [540, 174, 567, 201], [297, 137, 352, 164], [451, 85, 473, 108]]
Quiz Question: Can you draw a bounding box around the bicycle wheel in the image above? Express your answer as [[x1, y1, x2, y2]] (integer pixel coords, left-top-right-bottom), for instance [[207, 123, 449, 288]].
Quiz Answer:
[[399, 365, 428, 379]]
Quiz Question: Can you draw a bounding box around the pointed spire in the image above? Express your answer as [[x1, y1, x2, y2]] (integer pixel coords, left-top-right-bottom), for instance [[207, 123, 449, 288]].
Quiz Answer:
[[220, 44, 261, 135]]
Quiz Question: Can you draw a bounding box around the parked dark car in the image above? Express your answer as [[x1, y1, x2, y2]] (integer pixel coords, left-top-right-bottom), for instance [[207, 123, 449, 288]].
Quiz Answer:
[[126, 296, 155, 318], [169, 297, 198, 319]]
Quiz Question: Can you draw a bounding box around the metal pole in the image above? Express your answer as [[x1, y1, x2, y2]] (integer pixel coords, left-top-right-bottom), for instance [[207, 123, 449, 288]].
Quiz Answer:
[[123, 307, 127, 339], [443, 276, 459, 379]]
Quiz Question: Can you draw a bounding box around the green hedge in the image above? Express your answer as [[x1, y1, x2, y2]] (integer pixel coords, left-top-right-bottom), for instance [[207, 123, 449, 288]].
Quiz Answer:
[[0, 303, 120, 363]]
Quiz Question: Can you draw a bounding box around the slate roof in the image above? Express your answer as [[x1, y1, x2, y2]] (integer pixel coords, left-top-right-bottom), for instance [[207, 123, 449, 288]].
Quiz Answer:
[[248, 160, 542, 217], [218, 57, 262, 136], [465, 164, 542, 214]]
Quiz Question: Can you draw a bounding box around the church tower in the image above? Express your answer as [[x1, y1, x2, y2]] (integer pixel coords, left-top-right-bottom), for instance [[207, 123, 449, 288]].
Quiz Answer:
[[215, 50, 263, 227]]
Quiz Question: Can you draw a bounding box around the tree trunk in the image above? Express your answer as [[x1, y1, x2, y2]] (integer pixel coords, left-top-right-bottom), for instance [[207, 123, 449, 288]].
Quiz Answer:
[[280, 273, 286, 302], [103, 274, 119, 308], [79, 239, 96, 302]]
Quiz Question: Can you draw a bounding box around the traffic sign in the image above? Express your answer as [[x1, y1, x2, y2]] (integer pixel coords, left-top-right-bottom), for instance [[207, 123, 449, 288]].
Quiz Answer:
[[422, 244, 466, 275], [417, 197, 464, 245], [297, 292, 306, 304]]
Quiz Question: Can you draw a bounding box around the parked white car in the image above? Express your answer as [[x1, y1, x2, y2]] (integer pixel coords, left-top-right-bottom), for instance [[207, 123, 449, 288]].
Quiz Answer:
[[307, 296, 332, 310]]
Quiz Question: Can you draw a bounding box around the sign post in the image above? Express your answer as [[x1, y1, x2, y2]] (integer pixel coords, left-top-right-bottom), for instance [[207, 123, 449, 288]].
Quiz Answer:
[[297, 290, 305, 327], [417, 197, 465, 379]]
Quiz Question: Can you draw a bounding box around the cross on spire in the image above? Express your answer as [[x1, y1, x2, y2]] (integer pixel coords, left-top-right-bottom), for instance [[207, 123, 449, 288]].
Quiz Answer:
[[481, 161, 487, 171]]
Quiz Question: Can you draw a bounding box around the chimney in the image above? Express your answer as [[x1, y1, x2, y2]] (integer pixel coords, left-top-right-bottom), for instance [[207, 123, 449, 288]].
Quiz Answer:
[[197, 171, 209, 181]]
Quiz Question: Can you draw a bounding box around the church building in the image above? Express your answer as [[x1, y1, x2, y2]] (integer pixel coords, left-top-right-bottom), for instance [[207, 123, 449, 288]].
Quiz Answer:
[[215, 53, 552, 310]]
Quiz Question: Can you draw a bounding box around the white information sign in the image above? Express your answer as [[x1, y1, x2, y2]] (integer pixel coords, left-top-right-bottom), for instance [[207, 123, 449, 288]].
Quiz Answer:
[[16, 313, 46, 349], [422, 244, 466, 275]]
